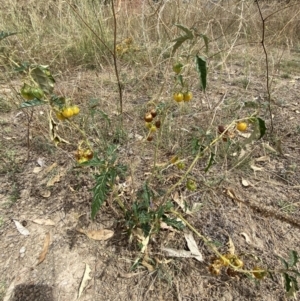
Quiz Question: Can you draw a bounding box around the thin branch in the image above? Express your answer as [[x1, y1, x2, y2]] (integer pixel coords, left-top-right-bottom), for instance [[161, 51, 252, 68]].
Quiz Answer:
[[255, 0, 273, 132]]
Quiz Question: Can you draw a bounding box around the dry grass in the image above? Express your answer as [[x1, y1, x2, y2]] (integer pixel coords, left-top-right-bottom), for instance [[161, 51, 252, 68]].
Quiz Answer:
[[0, 0, 299, 71]]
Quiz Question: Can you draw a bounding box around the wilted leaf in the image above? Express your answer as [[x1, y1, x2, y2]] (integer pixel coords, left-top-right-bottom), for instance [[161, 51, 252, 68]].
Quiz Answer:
[[78, 263, 92, 299], [77, 228, 114, 241], [37, 233, 50, 265], [49, 117, 70, 146], [32, 219, 55, 226], [184, 232, 203, 262], [13, 220, 30, 236]]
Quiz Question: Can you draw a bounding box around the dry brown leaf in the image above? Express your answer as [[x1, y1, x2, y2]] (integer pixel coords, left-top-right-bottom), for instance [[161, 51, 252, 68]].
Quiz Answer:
[[250, 164, 263, 172], [119, 272, 145, 278], [46, 171, 63, 187], [32, 219, 55, 226], [78, 263, 92, 299], [141, 259, 155, 272], [77, 228, 114, 241], [162, 247, 196, 259], [255, 156, 270, 162], [262, 143, 277, 153], [33, 166, 43, 174], [172, 192, 192, 214], [40, 190, 51, 198], [37, 233, 50, 265], [43, 162, 57, 174], [184, 232, 203, 262]]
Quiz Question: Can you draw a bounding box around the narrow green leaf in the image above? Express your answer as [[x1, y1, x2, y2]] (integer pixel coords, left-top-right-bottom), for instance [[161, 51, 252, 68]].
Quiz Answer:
[[204, 152, 215, 172], [257, 117, 266, 139], [195, 55, 207, 91], [197, 33, 209, 53], [172, 24, 194, 55], [278, 256, 289, 269], [283, 273, 292, 293], [0, 31, 17, 41], [176, 74, 184, 87], [20, 99, 46, 108], [175, 24, 193, 38], [288, 250, 299, 267], [172, 36, 190, 56], [290, 270, 300, 277]]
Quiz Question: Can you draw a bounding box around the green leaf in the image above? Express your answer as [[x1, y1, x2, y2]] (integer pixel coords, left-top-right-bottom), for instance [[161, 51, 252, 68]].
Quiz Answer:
[[162, 216, 184, 230], [196, 33, 209, 53], [172, 24, 194, 55], [289, 270, 300, 277], [50, 95, 66, 110], [256, 117, 266, 139], [176, 74, 184, 87], [278, 256, 289, 269], [242, 117, 266, 147], [283, 274, 299, 298], [195, 55, 207, 91], [204, 152, 215, 172], [14, 62, 30, 73], [20, 98, 46, 108], [31, 66, 55, 95], [175, 24, 194, 37], [288, 250, 299, 268], [0, 31, 17, 41], [138, 183, 153, 207]]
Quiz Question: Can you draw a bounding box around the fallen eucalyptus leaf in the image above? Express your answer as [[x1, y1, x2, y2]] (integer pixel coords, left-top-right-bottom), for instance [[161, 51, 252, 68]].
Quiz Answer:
[[32, 219, 55, 226], [37, 233, 50, 265], [13, 220, 30, 236], [77, 228, 114, 241], [78, 263, 92, 299]]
